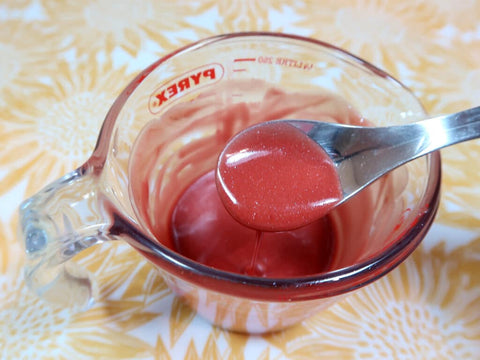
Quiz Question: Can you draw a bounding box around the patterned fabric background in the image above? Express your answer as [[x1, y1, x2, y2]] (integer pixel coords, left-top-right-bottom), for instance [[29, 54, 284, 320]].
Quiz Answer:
[[1, 1, 479, 359]]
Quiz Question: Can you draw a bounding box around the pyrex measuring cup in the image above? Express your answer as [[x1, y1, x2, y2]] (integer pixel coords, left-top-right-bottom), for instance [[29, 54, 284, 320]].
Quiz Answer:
[[19, 32, 441, 333]]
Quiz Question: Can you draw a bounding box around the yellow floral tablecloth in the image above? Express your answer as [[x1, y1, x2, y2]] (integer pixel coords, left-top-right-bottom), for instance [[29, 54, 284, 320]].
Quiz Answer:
[[1, 1, 479, 359]]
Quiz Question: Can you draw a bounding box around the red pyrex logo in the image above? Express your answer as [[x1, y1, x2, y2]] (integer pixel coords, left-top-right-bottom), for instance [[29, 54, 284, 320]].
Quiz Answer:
[[148, 63, 224, 114]]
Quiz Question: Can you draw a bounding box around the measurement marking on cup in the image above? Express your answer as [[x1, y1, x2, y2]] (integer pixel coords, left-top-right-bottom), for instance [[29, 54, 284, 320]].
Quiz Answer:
[[232, 58, 255, 74], [234, 58, 256, 62]]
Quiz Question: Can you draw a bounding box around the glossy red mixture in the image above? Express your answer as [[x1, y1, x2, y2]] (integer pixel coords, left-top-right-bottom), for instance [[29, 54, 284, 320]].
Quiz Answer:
[[171, 170, 336, 277], [216, 121, 342, 231]]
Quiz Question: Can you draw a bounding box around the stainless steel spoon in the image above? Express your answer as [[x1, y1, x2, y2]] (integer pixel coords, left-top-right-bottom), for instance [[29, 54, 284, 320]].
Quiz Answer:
[[287, 106, 480, 204]]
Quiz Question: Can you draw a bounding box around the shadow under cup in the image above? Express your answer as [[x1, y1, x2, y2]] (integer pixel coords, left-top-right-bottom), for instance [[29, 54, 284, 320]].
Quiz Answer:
[[20, 33, 441, 334]]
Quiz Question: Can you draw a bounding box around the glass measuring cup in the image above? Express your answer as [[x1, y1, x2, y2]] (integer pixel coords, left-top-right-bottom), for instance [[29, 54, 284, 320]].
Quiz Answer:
[[19, 32, 441, 333]]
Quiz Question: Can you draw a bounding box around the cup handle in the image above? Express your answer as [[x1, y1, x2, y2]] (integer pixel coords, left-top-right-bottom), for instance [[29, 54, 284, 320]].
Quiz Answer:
[[19, 167, 112, 309]]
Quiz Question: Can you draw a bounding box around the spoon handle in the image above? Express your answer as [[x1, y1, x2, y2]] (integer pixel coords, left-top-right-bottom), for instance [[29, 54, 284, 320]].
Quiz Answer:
[[309, 106, 480, 196], [415, 105, 480, 154]]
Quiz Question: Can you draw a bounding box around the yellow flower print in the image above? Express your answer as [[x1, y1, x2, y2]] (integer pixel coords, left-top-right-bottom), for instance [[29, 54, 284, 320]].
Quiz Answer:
[[66, 242, 250, 360], [0, 0, 32, 10], [0, 57, 135, 198], [413, 38, 480, 230], [426, 0, 480, 31], [265, 243, 480, 359], [0, 20, 64, 107], [439, 140, 480, 230], [40, 0, 212, 55], [0, 221, 23, 274], [156, 313, 250, 359], [417, 39, 480, 113], [0, 269, 73, 359], [290, 0, 446, 76], [195, 0, 301, 33], [0, 241, 171, 359]]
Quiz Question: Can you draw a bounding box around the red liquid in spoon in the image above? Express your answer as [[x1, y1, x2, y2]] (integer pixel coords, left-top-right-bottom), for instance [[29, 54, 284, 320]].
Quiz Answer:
[[216, 121, 343, 232]]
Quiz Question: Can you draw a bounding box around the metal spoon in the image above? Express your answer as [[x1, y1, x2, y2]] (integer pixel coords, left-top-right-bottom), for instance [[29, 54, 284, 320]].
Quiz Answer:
[[291, 105, 480, 204]]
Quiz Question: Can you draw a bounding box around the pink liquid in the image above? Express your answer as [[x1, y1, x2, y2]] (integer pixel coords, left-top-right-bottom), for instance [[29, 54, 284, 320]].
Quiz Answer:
[[216, 121, 342, 231], [171, 170, 335, 277]]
